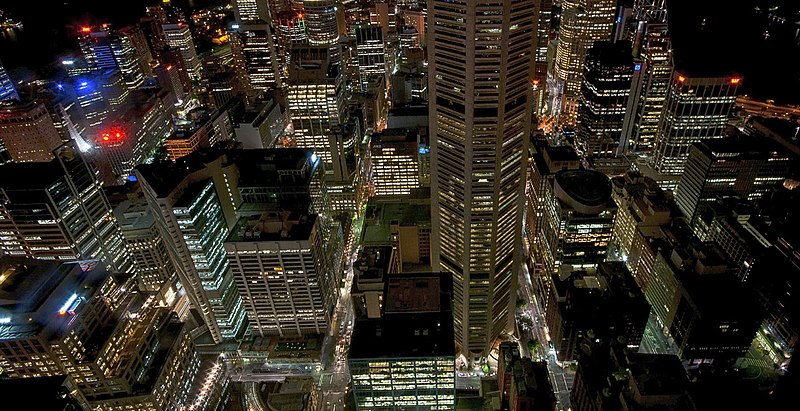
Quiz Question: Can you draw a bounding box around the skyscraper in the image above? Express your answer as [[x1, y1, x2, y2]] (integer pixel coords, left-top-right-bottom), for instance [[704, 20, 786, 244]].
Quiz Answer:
[[429, 0, 535, 356], [576, 40, 633, 159], [554, 0, 616, 116], [652, 72, 740, 175], [78, 26, 145, 89], [619, 0, 671, 155], [355, 26, 386, 92], [675, 136, 794, 221], [162, 23, 202, 80], [0, 101, 64, 162], [0, 144, 134, 273], [303, 0, 339, 46], [136, 158, 247, 344], [286, 46, 346, 180], [229, 22, 283, 92], [0, 59, 19, 102]]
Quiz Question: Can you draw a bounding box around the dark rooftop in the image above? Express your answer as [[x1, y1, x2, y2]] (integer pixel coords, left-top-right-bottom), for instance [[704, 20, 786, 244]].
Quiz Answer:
[[349, 273, 454, 359], [227, 212, 317, 242]]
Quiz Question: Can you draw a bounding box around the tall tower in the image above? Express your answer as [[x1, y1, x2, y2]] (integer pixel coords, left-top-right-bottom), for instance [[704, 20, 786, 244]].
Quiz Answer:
[[303, 0, 339, 46], [576, 41, 633, 159], [0, 59, 19, 102], [428, 0, 536, 357], [554, 0, 616, 117]]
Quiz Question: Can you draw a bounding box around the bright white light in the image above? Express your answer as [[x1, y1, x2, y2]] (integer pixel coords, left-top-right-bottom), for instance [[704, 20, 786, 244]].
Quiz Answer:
[[0, 317, 11, 324], [59, 293, 79, 315], [311, 153, 319, 164]]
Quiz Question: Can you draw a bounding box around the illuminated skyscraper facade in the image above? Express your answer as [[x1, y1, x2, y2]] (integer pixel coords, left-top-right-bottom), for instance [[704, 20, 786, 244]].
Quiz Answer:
[[355, 26, 386, 92], [652, 72, 740, 175], [0, 59, 19, 102], [230, 22, 283, 91], [554, 0, 616, 114], [429, 0, 535, 356], [0, 144, 134, 273], [287, 46, 346, 179], [162, 23, 202, 80], [303, 0, 339, 46], [137, 164, 247, 344], [0, 101, 64, 163], [576, 41, 633, 158]]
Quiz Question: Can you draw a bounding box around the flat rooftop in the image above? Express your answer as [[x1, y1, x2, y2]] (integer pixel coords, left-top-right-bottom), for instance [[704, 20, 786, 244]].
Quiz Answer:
[[227, 212, 316, 242]]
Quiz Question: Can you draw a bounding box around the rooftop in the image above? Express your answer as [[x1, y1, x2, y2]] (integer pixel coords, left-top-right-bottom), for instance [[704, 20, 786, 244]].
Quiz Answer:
[[554, 169, 614, 214], [227, 212, 317, 243], [361, 193, 431, 244], [349, 273, 454, 359]]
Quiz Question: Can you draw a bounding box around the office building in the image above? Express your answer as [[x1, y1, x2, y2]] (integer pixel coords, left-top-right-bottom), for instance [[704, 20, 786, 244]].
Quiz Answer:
[[554, 0, 617, 115], [361, 192, 432, 269], [610, 171, 671, 265], [162, 23, 202, 80], [0, 59, 19, 102], [0, 144, 133, 273], [546, 263, 650, 361], [136, 158, 247, 344], [652, 72, 740, 175], [497, 342, 556, 411], [675, 136, 794, 221], [349, 273, 455, 410], [576, 41, 633, 159], [234, 96, 286, 149], [620, 2, 671, 155], [533, 169, 617, 307], [232, 0, 270, 22], [369, 128, 421, 196], [286, 46, 346, 180], [78, 26, 145, 90], [0, 257, 119, 378], [225, 212, 333, 337], [571, 342, 692, 411], [114, 199, 175, 292], [0, 100, 64, 162], [229, 22, 283, 92], [429, 0, 536, 356], [351, 245, 400, 319], [166, 103, 236, 160], [355, 26, 386, 91], [303, 0, 339, 46]]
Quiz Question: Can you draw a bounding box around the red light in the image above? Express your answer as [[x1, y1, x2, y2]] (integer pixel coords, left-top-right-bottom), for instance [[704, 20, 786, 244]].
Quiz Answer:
[[166, 65, 173, 71], [115, 132, 121, 138], [297, 13, 304, 19], [81, 27, 91, 33], [730, 77, 741, 84], [178, 22, 184, 27], [677, 75, 686, 83], [103, 135, 109, 141], [532, 79, 540, 85]]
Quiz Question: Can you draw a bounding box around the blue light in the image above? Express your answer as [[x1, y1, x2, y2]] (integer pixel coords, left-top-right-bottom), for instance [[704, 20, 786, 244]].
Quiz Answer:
[[634, 64, 642, 71], [419, 146, 430, 155], [311, 153, 319, 164], [58, 293, 79, 315], [80, 81, 88, 87], [617, 16, 621, 23], [127, 175, 138, 182], [56, 83, 64, 90]]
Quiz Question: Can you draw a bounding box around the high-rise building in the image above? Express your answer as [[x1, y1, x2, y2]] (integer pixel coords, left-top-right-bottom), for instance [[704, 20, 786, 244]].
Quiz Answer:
[[369, 128, 421, 196], [0, 100, 64, 162], [114, 199, 175, 292], [675, 136, 794, 221], [532, 169, 617, 306], [286, 46, 346, 180], [545, 262, 650, 361], [554, 0, 616, 115], [303, 0, 339, 46], [619, 0, 671, 155], [355, 26, 386, 91], [229, 22, 283, 92], [119, 24, 155, 79], [652, 72, 740, 175], [162, 23, 202, 80], [0, 59, 19, 102], [136, 159, 247, 344], [0, 257, 199, 409], [349, 273, 455, 410], [609, 172, 671, 265], [0, 144, 133, 273], [576, 40, 633, 159], [232, 0, 270, 22], [497, 342, 556, 411], [225, 212, 333, 337], [78, 26, 145, 90], [429, 0, 536, 356]]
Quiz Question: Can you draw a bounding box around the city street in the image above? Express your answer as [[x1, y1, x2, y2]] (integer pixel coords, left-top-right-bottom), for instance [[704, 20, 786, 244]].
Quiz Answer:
[[517, 263, 574, 411]]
